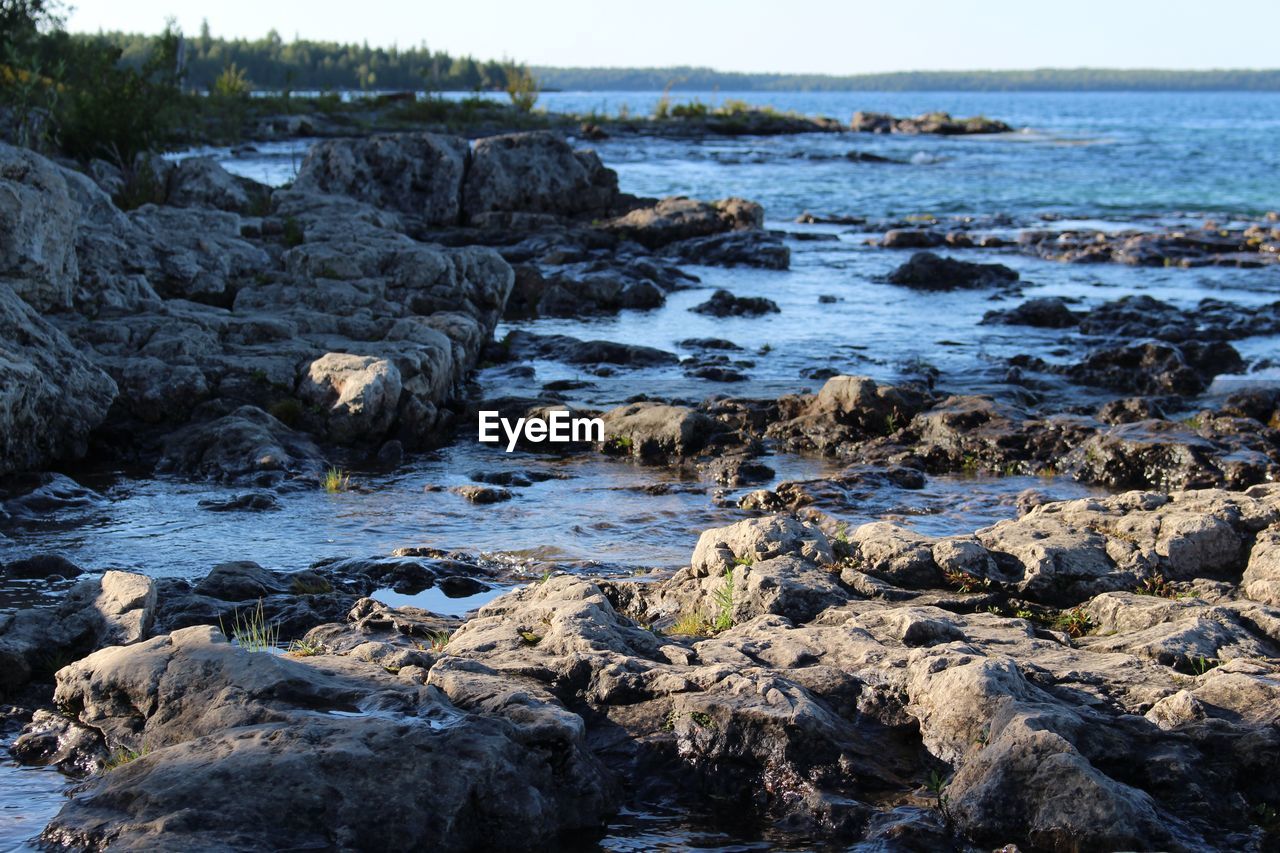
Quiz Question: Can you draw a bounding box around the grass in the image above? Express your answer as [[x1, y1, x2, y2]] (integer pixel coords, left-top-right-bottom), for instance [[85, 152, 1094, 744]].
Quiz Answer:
[[103, 746, 150, 772], [285, 637, 324, 657], [1189, 655, 1220, 676], [268, 398, 304, 427], [220, 599, 280, 652], [670, 610, 713, 637], [323, 468, 350, 493], [424, 630, 451, 652]]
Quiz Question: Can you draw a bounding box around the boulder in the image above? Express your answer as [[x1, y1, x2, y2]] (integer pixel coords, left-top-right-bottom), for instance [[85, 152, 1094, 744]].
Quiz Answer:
[[165, 157, 257, 213], [0, 142, 79, 310], [293, 132, 470, 225], [599, 402, 715, 459], [0, 284, 117, 474], [462, 132, 618, 220], [1243, 526, 1280, 605], [299, 353, 403, 444], [156, 406, 326, 483], [690, 515, 835, 576], [886, 252, 1018, 290], [604, 196, 762, 248], [44, 625, 614, 850]]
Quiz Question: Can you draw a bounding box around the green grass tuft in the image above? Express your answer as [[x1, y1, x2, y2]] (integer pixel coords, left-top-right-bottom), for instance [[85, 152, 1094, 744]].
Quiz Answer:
[[220, 599, 280, 653]]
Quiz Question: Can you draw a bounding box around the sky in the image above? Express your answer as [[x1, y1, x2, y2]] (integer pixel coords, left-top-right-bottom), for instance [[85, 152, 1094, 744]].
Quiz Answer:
[[63, 0, 1280, 75]]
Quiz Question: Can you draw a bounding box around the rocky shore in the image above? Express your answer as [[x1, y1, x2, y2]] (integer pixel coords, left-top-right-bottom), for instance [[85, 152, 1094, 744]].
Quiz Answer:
[[3, 117, 1280, 851]]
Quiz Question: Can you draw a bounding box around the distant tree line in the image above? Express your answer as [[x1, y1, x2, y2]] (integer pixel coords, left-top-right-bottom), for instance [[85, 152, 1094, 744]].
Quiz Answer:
[[79, 23, 531, 92], [531, 66, 1280, 92]]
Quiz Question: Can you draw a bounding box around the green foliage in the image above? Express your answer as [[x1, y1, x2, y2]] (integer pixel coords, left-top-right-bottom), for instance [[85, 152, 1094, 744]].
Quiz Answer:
[[323, 468, 350, 493], [423, 630, 451, 652], [103, 745, 149, 771], [711, 567, 737, 632], [670, 610, 711, 637], [504, 62, 538, 113], [518, 630, 541, 646], [220, 599, 279, 653], [212, 61, 251, 97], [1, 3, 189, 161], [1135, 573, 1181, 599], [1188, 655, 1219, 676], [281, 216, 305, 247], [83, 23, 533, 93], [1054, 606, 1095, 639], [689, 711, 716, 729]]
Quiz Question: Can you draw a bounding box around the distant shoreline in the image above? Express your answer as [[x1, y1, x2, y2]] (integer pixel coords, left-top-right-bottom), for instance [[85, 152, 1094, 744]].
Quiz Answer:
[[531, 67, 1280, 93]]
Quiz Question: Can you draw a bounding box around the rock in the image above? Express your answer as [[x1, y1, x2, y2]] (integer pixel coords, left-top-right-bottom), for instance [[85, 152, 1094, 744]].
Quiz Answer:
[[299, 352, 403, 444], [1066, 340, 1242, 396], [0, 142, 79, 310], [0, 284, 117, 474], [44, 625, 614, 850], [165, 157, 257, 213], [844, 522, 941, 588], [156, 406, 326, 483], [96, 571, 158, 645], [880, 229, 943, 249], [197, 492, 282, 512], [1243, 526, 1280, 605], [690, 515, 835, 576], [463, 131, 618, 220], [661, 230, 790, 269], [886, 252, 1019, 290], [451, 485, 513, 504], [293, 132, 470, 224], [690, 288, 780, 317], [600, 403, 716, 460], [0, 571, 156, 691], [193, 561, 288, 601], [503, 330, 679, 367], [852, 111, 1012, 135], [604, 196, 762, 248], [3, 554, 83, 580], [981, 296, 1080, 328], [1063, 419, 1276, 491]]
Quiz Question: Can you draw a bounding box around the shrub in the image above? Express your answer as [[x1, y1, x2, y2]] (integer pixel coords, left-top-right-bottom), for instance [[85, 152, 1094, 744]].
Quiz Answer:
[[504, 62, 538, 113]]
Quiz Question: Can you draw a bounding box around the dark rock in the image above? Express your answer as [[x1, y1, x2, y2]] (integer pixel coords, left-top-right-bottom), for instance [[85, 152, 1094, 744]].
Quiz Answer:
[[982, 297, 1080, 328], [690, 289, 780, 317], [197, 492, 282, 512], [887, 252, 1019, 291]]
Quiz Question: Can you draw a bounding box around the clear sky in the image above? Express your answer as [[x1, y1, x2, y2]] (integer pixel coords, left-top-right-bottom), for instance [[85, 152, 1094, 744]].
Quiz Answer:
[[63, 0, 1280, 75]]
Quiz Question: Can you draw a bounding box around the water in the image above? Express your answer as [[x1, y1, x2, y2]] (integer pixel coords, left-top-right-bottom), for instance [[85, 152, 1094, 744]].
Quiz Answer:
[[5, 90, 1280, 845]]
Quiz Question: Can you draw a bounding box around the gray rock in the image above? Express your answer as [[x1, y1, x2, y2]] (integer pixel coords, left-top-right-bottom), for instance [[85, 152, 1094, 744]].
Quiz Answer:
[[0, 284, 117, 474], [0, 142, 79, 310], [463, 132, 618, 220], [293, 132, 470, 225], [599, 402, 715, 459], [45, 625, 614, 850]]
